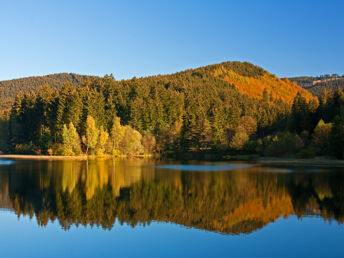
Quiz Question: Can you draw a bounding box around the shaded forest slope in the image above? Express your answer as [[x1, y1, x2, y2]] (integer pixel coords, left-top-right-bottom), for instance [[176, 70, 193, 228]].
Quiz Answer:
[[290, 74, 344, 97], [0, 73, 95, 112]]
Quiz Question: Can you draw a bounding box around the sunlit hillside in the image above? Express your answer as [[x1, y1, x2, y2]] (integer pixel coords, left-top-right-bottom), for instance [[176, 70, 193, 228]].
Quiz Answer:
[[214, 66, 315, 103], [0, 61, 317, 115]]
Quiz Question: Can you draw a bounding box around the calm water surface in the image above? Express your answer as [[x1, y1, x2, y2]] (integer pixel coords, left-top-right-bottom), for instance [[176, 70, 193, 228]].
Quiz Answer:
[[0, 159, 343, 257]]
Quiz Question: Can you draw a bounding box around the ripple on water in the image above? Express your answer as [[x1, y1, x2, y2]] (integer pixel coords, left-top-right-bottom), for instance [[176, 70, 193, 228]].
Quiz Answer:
[[0, 160, 15, 165], [154, 163, 252, 171]]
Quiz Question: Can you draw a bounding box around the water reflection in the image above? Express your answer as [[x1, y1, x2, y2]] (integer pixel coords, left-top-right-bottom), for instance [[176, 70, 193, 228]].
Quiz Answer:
[[0, 159, 343, 234], [0, 159, 15, 165]]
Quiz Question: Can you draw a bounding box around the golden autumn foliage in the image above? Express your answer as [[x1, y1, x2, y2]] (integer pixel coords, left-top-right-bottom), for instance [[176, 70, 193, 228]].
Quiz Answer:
[[212, 196, 295, 233], [213, 67, 316, 104]]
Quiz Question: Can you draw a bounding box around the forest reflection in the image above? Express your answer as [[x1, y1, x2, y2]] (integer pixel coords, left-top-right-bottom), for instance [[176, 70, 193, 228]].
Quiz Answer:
[[0, 159, 343, 234]]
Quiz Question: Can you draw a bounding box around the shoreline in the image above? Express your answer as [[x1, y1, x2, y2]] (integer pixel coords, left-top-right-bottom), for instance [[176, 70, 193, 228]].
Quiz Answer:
[[257, 157, 344, 167], [1, 155, 344, 167], [0, 154, 153, 161], [0, 154, 89, 160]]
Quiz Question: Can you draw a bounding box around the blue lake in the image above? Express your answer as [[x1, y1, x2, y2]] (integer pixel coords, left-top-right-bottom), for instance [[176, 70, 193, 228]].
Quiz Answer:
[[0, 159, 343, 257]]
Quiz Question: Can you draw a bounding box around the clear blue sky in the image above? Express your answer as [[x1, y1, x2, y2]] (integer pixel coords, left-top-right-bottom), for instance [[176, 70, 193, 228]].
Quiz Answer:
[[0, 0, 343, 81]]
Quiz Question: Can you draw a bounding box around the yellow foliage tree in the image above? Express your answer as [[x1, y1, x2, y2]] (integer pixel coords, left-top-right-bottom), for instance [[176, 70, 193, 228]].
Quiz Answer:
[[82, 116, 99, 154], [97, 126, 109, 156], [110, 116, 125, 154], [62, 122, 81, 156]]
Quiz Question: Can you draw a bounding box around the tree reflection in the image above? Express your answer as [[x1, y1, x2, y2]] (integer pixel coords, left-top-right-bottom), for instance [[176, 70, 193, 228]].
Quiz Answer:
[[0, 160, 343, 234]]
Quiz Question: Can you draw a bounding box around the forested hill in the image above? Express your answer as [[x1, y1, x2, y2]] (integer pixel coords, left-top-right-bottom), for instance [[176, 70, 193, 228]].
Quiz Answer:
[[4, 61, 327, 157], [0, 62, 314, 113], [0, 73, 95, 112], [3, 61, 344, 158], [289, 74, 344, 97]]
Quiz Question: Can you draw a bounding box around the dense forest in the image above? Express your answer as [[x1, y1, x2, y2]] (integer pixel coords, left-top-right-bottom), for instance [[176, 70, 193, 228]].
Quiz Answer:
[[290, 74, 344, 97], [0, 73, 95, 114], [1, 61, 344, 159]]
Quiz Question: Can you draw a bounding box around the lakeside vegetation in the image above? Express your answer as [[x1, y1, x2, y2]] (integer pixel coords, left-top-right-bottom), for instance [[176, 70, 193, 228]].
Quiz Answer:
[[0, 61, 343, 159]]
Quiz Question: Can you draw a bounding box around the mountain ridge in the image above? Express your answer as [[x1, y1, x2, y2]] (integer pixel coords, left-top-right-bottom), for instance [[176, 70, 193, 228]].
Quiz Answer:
[[289, 74, 344, 96]]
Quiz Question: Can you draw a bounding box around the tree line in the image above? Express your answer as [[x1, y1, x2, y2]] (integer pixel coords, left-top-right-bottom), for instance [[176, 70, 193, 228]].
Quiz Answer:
[[1, 61, 343, 158]]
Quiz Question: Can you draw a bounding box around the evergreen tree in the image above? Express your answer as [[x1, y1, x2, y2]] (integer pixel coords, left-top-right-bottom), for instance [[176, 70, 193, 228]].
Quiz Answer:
[[329, 116, 344, 158], [288, 93, 318, 133]]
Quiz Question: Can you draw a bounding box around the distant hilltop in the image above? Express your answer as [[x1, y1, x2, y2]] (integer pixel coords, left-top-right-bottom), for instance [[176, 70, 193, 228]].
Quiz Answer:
[[289, 74, 344, 97], [0, 73, 96, 112]]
